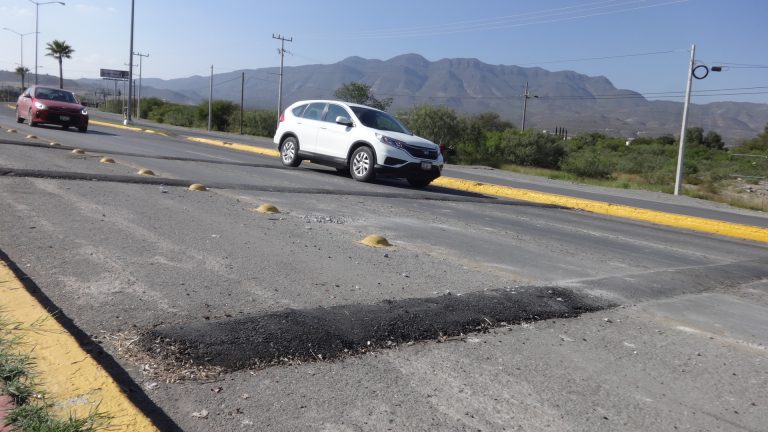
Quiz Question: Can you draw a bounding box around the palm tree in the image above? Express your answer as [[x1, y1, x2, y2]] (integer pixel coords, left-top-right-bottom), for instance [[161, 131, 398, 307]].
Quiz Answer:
[[45, 40, 74, 89], [15, 66, 30, 89]]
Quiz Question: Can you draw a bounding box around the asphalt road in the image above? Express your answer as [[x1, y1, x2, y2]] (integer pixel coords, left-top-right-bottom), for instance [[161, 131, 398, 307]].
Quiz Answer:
[[1, 106, 767, 431]]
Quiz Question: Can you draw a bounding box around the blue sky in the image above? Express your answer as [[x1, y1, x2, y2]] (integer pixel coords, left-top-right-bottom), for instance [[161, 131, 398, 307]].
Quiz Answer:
[[1, 0, 766, 103]]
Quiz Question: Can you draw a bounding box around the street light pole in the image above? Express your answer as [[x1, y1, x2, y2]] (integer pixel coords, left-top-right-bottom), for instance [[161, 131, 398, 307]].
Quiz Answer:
[[674, 44, 696, 196], [2, 28, 35, 71], [29, 1, 65, 86], [133, 52, 149, 119], [126, 0, 135, 123]]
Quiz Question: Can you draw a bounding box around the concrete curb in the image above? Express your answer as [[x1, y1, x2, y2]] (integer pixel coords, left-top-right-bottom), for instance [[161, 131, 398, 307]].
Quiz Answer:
[[0, 259, 159, 431]]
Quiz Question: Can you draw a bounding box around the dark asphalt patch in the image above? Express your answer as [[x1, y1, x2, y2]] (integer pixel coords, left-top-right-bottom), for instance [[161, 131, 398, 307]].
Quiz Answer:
[[140, 287, 612, 370], [0, 166, 564, 208]]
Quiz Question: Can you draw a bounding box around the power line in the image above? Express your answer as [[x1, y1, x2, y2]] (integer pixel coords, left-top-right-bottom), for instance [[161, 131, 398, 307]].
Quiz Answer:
[[516, 49, 683, 66], [343, 0, 689, 38]]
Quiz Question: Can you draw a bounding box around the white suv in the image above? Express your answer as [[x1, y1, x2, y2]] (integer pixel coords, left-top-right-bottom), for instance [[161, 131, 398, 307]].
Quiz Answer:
[[273, 100, 444, 187]]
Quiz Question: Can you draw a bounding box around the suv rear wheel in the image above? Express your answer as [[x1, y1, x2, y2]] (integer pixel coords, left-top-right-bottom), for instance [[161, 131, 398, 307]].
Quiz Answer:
[[350, 147, 375, 182], [280, 137, 301, 167]]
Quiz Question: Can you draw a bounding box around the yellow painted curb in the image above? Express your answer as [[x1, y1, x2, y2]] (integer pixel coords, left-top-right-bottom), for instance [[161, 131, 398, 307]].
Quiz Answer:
[[186, 136, 280, 158], [89, 119, 168, 137], [433, 177, 768, 244], [0, 260, 159, 431]]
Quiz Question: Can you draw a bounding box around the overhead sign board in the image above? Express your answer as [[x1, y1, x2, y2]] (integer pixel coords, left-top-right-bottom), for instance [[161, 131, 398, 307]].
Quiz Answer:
[[100, 69, 129, 80]]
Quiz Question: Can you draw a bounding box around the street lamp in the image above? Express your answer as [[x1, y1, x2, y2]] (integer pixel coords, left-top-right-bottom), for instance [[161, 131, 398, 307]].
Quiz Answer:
[[28, 0, 65, 85], [674, 44, 723, 196], [3, 27, 36, 71]]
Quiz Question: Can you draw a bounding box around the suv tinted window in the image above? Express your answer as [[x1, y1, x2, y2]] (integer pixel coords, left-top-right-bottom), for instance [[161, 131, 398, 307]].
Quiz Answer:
[[291, 104, 308, 117], [323, 104, 349, 123], [302, 103, 326, 121]]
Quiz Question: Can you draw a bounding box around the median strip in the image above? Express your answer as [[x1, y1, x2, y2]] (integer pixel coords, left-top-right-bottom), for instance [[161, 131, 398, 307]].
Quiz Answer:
[[0, 258, 158, 431], [185, 136, 280, 158], [88, 119, 168, 136]]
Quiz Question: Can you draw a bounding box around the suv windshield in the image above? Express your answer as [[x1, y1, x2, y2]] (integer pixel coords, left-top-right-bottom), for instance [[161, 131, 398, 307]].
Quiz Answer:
[[350, 106, 410, 134]]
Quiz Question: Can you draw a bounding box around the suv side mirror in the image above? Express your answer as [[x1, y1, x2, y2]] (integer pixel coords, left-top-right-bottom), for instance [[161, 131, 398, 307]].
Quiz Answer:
[[336, 116, 353, 127]]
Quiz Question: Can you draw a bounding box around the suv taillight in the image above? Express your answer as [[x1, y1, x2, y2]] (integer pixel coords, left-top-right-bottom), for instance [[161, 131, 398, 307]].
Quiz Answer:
[[279, 113, 285, 122]]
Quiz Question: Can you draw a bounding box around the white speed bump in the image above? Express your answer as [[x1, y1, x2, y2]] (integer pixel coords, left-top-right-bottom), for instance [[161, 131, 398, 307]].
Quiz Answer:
[[99, 157, 115, 164], [71, 148, 85, 155], [137, 169, 155, 176]]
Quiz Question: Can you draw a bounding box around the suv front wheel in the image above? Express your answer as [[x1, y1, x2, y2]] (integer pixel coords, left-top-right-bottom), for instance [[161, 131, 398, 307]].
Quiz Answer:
[[349, 146, 376, 182], [280, 137, 301, 167]]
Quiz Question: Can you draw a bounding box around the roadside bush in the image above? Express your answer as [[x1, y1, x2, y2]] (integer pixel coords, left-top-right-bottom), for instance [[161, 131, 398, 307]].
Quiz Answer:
[[485, 129, 565, 169], [560, 148, 614, 179]]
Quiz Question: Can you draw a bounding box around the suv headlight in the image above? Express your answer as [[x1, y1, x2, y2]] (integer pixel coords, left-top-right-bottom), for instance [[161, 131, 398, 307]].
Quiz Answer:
[[376, 133, 406, 149], [81, 108, 88, 115], [34, 101, 47, 110]]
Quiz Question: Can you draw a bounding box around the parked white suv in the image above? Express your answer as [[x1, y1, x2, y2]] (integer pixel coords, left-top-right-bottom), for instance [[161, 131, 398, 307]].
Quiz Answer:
[[273, 100, 444, 187]]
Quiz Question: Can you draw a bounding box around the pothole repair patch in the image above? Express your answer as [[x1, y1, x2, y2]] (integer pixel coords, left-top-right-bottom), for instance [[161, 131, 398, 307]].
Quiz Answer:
[[139, 287, 613, 371]]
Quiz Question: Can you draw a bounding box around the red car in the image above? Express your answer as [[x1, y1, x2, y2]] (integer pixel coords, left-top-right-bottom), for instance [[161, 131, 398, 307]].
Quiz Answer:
[[16, 85, 89, 133]]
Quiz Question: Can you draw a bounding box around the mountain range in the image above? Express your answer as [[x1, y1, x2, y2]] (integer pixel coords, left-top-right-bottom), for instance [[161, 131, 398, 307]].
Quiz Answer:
[[2, 54, 766, 142]]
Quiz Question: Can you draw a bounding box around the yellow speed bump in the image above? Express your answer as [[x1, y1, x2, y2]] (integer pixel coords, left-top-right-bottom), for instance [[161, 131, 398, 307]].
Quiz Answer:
[[99, 157, 115, 164], [26, 134, 38, 139], [0, 260, 159, 431], [433, 177, 768, 244], [188, 183, 208, 192], [7, 129, 17, 133], [137, 169, 155, 176], [71, 148, 85, 155], [254, 203, 280, 214], [360, 234, 392, 248]]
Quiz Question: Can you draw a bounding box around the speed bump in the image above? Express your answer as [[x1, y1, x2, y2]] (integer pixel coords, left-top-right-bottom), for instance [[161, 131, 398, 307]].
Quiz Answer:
[[137, 169, 155, 176], [49, 141, 60, 146], [7, 129, 17, 133], [71, 149, 85, 155], [254, 203, 280, 214], [360, 234, 392, 247], [188, 183, 208, 192], [26, 134, 38, 139], [99, 157, 115, 164]]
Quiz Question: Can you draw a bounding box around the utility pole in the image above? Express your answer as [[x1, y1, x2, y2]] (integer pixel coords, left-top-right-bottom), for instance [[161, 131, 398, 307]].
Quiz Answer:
[[126, 0, 135, 124], [272, 33, 293, 124], [208, 64, 213, 131], [674, 44, 696, 196], [521, 81, 537, 131], [133, 52, 149, 119], [240, 71, 245, 135]]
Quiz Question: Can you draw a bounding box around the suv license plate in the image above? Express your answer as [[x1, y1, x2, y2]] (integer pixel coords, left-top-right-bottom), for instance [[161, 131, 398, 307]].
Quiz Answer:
[[420, 162, 432, 170], [60, 115, 70, 121]]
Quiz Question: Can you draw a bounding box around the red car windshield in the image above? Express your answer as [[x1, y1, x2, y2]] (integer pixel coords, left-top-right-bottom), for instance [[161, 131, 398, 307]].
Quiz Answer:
[[34, 88, 78, 104]]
